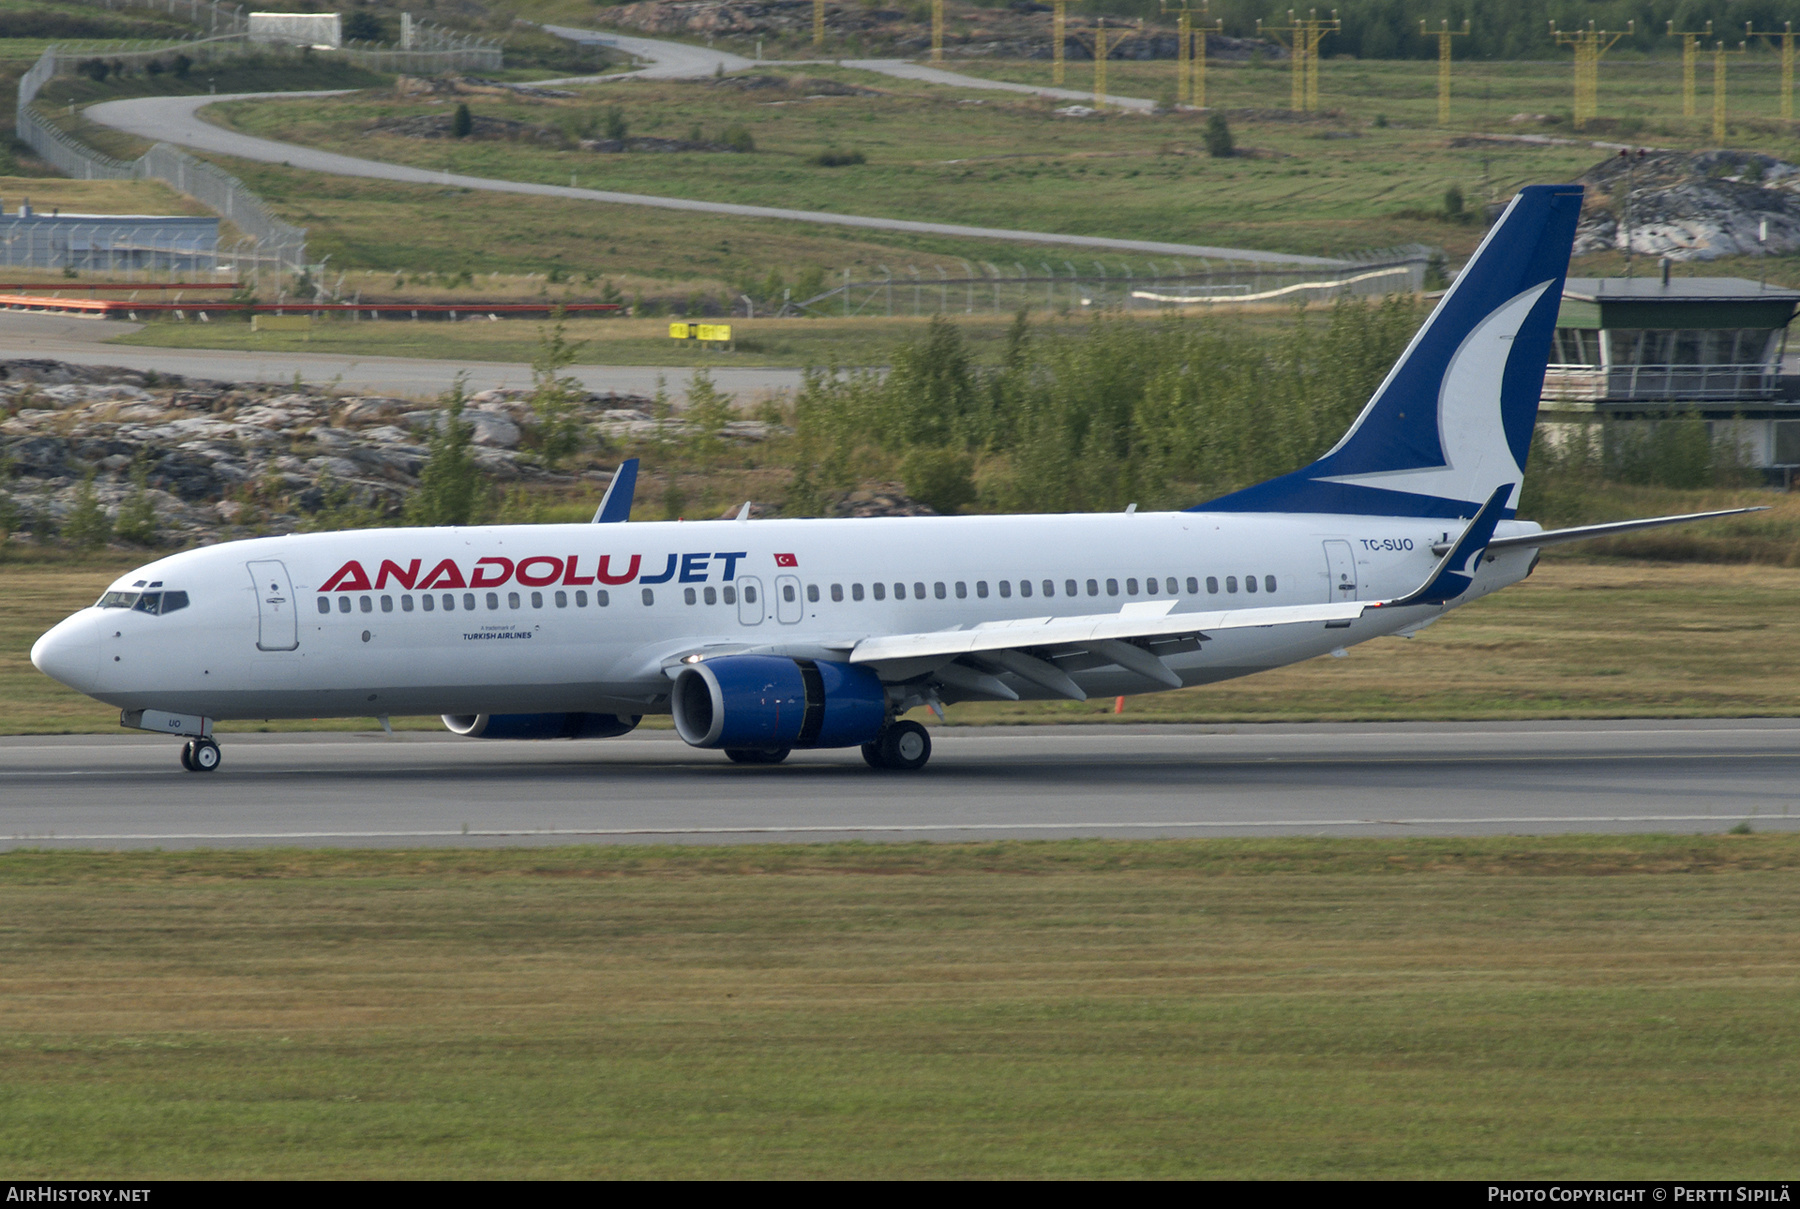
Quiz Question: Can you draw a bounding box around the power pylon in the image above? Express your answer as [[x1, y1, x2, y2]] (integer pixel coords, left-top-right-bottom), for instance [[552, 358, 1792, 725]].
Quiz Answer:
[[1713, 40, 1748, 143], [1666, 20, 1712, 119], [932, 0, 943, 63], [1095, 17, 1107, 107], [1551, 20, 1631, 131], [1258, 9, 1339, 113], [1053, 0, 1067, 85], [1747, 21, 1798, 122], [814, 0, 824, 49], [1420, 19, 1468, 126], [1163, 3, 1223, 108]]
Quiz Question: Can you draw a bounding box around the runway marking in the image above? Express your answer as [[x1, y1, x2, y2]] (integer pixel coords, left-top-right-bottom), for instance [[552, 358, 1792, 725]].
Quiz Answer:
[[6, 814, 1793, 841]]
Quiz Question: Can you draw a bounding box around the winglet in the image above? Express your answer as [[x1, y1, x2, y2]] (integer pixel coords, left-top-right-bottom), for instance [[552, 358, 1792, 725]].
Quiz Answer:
[[592, 458, 638, 524], [1375, 483, 1513, 608]]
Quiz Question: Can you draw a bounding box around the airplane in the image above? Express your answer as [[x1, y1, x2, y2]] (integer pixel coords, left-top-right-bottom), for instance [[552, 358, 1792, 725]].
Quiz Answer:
[[30, 183, 1759, 774]]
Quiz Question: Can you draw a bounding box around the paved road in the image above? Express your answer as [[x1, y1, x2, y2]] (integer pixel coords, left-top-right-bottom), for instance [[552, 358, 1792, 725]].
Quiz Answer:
[[0, 310, 804, 398], [4, 720, 1795, 848], [82, 78, 1335, 266], [844, 57, 1155, 111]]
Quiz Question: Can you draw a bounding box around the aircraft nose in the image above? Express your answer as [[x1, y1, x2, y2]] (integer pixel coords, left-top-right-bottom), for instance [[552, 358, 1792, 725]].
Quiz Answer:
[[31, 611, 101, 694]]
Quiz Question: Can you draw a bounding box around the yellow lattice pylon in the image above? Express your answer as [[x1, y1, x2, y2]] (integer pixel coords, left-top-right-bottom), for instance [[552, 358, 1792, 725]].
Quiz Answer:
[[1163, 2, 1223, 108], [1420, 19, 1468, 126], [1713, 40, 1748, 143], [814, 0, 824, 49], [1259, 10, 1337, 113], [931, 0, 944, 63], [1053, 0, 1067, 85], [1551, 20, 1631, 130], [1095, 18, 1107, 107], [1747, 21, 1798, 122], [1667, 20, 1712, 119]]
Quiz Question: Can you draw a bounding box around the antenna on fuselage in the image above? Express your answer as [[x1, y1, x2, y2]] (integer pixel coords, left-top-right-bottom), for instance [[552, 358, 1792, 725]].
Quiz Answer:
[[592, 458, 639, 523]]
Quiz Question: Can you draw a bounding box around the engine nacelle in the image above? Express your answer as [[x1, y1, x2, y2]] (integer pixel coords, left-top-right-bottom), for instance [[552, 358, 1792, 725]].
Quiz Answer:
[[671, 655, 886, 750], [441, 712, 641, 740]]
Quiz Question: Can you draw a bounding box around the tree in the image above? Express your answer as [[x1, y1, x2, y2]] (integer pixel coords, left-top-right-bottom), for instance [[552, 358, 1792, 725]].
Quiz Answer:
[[113, 459, 157, 546], [529, 313, 586, 470], [451, 103, 473, 139], [1204, 113, 1234, 158], [342, 10, 383, 41], [1443, 184, 1465, 218], [407, 376, 486, 526], [62, 472, 111, 551]]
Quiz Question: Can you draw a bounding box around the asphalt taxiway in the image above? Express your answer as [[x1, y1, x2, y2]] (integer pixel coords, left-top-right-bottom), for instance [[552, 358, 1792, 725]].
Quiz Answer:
[[2, 720, 1796, 848]]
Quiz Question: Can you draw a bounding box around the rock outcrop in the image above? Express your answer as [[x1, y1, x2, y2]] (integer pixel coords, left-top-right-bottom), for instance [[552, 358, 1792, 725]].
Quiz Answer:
[[1575, 150, 1800, 261]]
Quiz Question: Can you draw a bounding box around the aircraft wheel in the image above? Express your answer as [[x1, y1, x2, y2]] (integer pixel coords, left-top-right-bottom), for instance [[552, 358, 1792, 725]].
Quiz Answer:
[[190, 738, 222, 773], [725, 747, 790, 765], [872, 721, 931, 771], [860, 741, 884, 770], [179, 740, 196, 772]]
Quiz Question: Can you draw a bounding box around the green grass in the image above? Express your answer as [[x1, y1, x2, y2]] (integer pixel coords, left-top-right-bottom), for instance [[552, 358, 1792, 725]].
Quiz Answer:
[[10, 555, 1800, 734], [3, 836, 1798, 1177]]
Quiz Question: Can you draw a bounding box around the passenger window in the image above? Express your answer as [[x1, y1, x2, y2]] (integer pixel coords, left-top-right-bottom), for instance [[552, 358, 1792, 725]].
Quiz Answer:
[[934, 582, 946, 600], [486, 592, 500, 610], [1087, 579, 1098, 596], [1207, 577, 1219, 594], [873, 583, 886, 601], [423, 594, 435, 612], [914, 582, 925, 599], [1265, 575, 1277, 593], [998, 581, 1011, 599], [1125, 579, 1138, 596], [779, 584, 793, 603], [684, 587, 697, 605], [808, 584, 821, 603], [894, 583, 906, 600], [1245, 575, 1257, 594], [508, 592, 521, 609], [360, 595, 373, 613], [1145, 578, 1157, 595], [831, 584, 844, 602], [402, 595, 415, 613], [642, 588, 655, 606], [381, 595, 393, 613], [1065, 580, 1077, 597], [976, 581, 988, 598], [1106, 579, 1119, 596], [851, 583, 864, 602], [1225, 576, 1238, 593], [1186, 577, 1199, 595], [596, 590, 610, 607], [1167, 578, 1179, 595], [744, 585, 757, 603], [317, 598, 330, 615], [955, 582, 967, 599], [554, 591, 567, 608], [530, 592, 542, 608], [1020, 581, 1032, 598], [1043, 580, 1055, 597], [338, 595, 352, 614], [722, 586, 736, 605], [462, 593, 475, 611], [575, 590, 587, 607], [705, 587, 718, 605]]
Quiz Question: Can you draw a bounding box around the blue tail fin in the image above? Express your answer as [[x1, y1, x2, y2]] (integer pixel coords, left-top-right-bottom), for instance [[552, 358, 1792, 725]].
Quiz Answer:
[[1193, 183, 1584, 519]]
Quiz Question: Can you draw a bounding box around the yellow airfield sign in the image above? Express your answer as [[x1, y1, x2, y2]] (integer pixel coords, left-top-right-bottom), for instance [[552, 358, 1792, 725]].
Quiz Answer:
[[670, 323, 732, 342]]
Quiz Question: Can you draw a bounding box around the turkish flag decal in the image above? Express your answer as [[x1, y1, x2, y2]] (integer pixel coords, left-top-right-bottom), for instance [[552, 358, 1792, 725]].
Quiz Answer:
[[774, 553, 798, 567]]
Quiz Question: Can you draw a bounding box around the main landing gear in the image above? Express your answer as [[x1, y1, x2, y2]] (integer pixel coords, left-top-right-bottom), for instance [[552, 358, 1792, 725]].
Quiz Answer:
[[179, 737, 221, 773], [725, 747, 790, 765], [862, 720, 931, 771]]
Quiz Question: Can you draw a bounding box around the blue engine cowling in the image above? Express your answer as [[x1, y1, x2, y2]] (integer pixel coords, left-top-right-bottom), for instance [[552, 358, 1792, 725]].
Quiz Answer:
[[671, 655, 886, 750], [442, 712, 641, 740]]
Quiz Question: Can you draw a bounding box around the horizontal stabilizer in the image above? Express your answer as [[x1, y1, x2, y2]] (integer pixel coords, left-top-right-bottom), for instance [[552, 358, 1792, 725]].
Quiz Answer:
[[1481, 507, 1767, 552]]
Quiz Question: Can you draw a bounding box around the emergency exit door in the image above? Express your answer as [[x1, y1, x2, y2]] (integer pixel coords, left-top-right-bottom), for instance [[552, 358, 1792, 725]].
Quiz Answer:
[[247, 559, 299, 651], [1322, 541, 1357, 602]]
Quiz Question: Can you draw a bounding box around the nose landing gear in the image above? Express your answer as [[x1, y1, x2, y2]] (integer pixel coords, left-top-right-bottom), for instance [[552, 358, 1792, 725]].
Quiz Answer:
[[180, 737, 222, 772]]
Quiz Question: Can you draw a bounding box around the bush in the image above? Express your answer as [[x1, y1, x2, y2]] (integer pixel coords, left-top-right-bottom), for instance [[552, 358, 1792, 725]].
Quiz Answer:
[[720, 124, 755, 152], [62, 473, 111, 551], [342, 10, 383, 41], [1443, 184, 1464, 217], [604, 106, 628, 140], [451, 103, 472, 139], [113, 461, 157, 546], [407, 378, 488, 525], [1204, 113, 1234, 158], [901, 446, 977, 515], [810, 147, 866, 167]]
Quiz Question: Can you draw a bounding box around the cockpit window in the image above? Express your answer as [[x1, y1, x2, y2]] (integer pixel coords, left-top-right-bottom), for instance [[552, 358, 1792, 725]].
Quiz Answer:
[[99, 590, 188, 614]]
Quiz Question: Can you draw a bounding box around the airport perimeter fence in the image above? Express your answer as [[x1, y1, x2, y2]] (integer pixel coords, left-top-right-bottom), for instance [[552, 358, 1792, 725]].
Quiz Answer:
[[787, 247, 1435, 318], [16, 46, 311, 276]]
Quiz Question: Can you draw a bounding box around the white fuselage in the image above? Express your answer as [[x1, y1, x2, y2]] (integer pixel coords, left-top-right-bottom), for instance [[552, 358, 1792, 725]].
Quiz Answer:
[[32, 510, 1539, 722]]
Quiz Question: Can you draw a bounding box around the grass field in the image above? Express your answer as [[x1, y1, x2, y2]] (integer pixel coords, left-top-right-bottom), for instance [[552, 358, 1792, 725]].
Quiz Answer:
[[8, 555, 1800, 735], [2, 837, 1797, 1178]]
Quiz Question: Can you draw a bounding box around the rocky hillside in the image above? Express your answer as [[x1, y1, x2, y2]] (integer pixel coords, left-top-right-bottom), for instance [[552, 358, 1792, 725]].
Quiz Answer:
[[1575, 150, 1800, 261]]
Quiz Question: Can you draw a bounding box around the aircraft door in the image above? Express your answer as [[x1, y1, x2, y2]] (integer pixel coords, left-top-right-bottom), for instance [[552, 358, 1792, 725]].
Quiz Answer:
[[774, 574, 803, 624], [737, 576, 764, 625], [1322, 541, 1357, 603], [247, 559, 299, 651]]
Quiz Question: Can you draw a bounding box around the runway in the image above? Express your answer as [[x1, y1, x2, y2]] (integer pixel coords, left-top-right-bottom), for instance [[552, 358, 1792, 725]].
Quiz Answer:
[[3, 720, 1796, 848]]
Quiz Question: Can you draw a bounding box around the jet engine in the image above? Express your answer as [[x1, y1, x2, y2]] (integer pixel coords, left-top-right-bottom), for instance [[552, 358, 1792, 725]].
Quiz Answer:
[[671, 655, 886, 750], [441, 712, 641, 740]]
